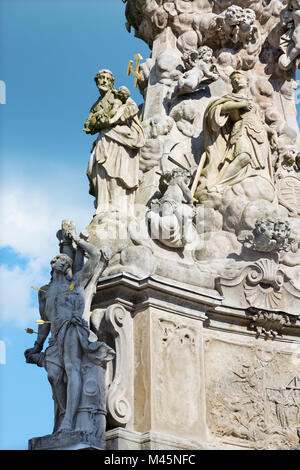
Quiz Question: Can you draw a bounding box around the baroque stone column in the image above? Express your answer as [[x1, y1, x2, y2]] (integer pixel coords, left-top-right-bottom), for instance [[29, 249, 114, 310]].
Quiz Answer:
[[24, 1, 300, 450], [93, 273, 214, 450]]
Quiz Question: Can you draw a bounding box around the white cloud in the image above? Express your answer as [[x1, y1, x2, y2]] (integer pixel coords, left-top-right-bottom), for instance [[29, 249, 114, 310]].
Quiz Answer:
[[0, 177, 93, 326], [0, 181, 91, 263], [0, 262, 42, 326]]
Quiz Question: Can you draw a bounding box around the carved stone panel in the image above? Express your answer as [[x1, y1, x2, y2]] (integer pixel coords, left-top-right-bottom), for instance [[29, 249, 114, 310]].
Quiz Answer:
[[152, 317, 200, 432], [204, 336, 300, 449], [134, 307, 208, 442], [216, 258, 300, 317]]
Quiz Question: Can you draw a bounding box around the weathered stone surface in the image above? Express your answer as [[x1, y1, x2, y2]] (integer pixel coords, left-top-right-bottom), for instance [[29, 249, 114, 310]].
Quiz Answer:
[[25, 222, 114, 449], [25, 0, 300, 451], [89, 0, 300, 449], [106, 428, 212, 450], [29, 430, 104, 450], [84, 69, 145, 218], [95, 273, 299, 449], [204, 333, 300, 449]]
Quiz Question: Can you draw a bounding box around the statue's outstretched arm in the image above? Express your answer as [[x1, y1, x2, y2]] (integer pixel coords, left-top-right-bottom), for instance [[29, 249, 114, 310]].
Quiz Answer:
[[24, 287, 50, 365], [61, 220, 109, 287], [34, 323, 51, 352], [35, 288, 51, 350], [74, 237, 101, 287], [220, 100, 249, 114]]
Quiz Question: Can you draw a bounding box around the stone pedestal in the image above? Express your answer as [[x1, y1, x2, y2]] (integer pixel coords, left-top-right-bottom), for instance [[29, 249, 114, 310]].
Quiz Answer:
[[24, 1, 300, 452], [93, 273, 214, 450], [92, 273, 300, 450], [29, 430, 103, 450], [106, 428, 212, 450]]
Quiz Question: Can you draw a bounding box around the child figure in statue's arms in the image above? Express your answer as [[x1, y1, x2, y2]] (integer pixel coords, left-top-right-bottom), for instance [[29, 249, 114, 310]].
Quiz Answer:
[[83, 86, 131, 134]]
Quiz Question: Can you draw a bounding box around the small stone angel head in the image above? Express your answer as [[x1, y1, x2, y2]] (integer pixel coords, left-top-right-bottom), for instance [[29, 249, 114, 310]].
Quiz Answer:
[[240, 8, 256, 27], [117, 86, 130, 103], [94, 69, 115, 93], [225, 5, 243, 25], [198, 45, 214, 63], [182, 49, 199, 69], [282, 146, 300, 166], [255, 218, 275, 240], [146, 116, 173, 138], [273, 220, 290, 243], [50, 254, 73, 281], [166, 167, 192, 186]]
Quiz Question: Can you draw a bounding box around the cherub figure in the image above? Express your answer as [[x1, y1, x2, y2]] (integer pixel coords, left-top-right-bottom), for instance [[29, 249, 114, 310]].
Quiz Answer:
[[139, 116, 174, 172], [215, 5, 258, 57], [252, 218, 277, 252], [174, 46, 218, 96], [83, 81, 131, 133], [279, 0, 300, 70], [238, 218, 276, 252], [217, 5, 243, 46], [147, 168, 195, 248], [109, 86, 131, 125], [273, 221, 293, 251], [158, 168, 194, 216], [237, 8, 256, 44], [238, 218, 297, 253]]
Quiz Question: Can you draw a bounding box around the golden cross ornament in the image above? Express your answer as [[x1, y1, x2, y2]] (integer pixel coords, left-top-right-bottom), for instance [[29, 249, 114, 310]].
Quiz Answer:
[[127, 53, 143, 88]]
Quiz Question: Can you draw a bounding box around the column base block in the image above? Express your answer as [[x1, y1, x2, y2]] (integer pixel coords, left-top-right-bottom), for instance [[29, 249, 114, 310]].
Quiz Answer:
[[106, 428, 214, 450], [28, 430, 103, 450]]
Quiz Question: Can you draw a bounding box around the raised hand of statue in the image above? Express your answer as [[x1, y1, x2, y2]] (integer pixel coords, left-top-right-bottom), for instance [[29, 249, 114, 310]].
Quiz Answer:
[[61, 220, 79, 243]]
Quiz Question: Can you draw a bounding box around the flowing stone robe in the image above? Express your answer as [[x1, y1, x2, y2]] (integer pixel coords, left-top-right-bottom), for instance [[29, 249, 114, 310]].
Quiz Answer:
[[201, 94, 274, 196], [87, 98, 145, 217]]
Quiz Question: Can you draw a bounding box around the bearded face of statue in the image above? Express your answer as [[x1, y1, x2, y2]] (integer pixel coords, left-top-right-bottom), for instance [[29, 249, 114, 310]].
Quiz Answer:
[[96, 71, 114, 94]]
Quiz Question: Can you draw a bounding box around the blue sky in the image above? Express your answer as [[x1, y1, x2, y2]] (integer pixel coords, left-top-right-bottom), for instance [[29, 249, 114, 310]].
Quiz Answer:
[[0, 0, 149, 450]]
